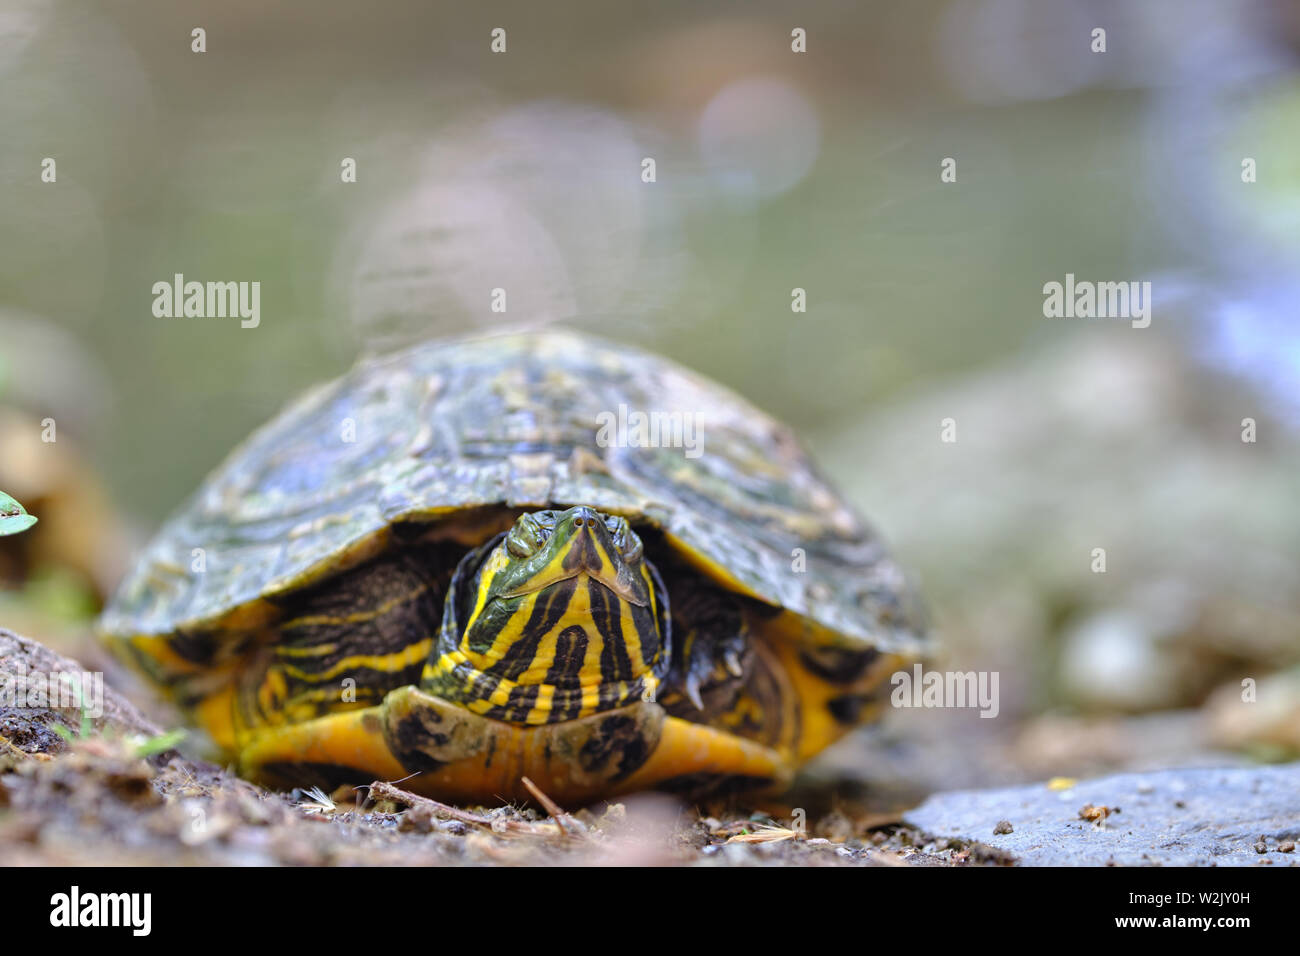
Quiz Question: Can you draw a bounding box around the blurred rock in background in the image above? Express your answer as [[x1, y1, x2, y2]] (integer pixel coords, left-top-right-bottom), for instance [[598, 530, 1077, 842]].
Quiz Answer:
[[818, 331, 1298, 717]]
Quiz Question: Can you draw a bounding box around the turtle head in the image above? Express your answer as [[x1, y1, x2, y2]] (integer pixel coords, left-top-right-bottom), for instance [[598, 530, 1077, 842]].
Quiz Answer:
[[424, 506, 670, 723], [490, 506, 652, 610]]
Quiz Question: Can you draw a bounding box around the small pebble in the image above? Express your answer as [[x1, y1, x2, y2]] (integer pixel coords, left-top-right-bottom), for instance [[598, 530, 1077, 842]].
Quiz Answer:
[[993, 820, 1013, 835]]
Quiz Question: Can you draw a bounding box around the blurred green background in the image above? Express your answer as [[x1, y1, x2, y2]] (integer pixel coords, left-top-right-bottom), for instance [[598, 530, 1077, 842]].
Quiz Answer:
[[2, 0, 1298, 786]]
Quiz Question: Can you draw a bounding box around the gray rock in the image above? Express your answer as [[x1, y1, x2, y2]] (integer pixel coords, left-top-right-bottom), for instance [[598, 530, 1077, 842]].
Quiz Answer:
[[904, 764, 1300, 866], [0, 628, 161, 759]]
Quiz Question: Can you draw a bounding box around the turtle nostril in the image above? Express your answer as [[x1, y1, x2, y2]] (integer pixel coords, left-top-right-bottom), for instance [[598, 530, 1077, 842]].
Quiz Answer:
[[573, 517, 584, 528]]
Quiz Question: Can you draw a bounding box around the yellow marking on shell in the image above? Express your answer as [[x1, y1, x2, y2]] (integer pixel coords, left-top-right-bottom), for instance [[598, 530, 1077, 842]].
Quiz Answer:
[[124, 634, 207, 678], [193, 684, 238, 751], [277, 637, 433, 684], [663, 531, 770, 605], [780, 645, 868, 762], [208, 596, 280, 635], [759, 614, 908, 764]]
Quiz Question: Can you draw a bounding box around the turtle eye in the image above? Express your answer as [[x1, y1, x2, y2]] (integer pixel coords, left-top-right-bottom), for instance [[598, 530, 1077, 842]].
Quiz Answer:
[[607, 517, 643, 564], [505, 518, 544, 559]]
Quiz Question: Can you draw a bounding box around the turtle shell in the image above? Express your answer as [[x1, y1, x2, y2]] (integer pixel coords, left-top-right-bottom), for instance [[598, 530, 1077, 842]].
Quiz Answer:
[[100, 330, 926, 659]]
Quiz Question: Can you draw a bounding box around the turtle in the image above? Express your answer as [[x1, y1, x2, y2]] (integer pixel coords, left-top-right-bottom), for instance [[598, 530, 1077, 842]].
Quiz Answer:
[[99, 329, 927, 804]]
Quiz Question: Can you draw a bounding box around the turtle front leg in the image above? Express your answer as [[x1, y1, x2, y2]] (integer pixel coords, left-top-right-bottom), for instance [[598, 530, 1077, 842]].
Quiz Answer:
[[657, 577, 752, 719], [654, 576, 805, 760]]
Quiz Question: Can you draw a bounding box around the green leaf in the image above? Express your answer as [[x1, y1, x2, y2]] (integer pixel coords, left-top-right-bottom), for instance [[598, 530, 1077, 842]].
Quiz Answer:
[[134, 728, 187, 758], [0, 490, 37, 536]]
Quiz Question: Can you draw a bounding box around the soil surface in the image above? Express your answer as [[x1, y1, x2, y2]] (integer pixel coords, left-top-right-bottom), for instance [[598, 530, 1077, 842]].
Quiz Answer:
[[3, 628, 1290, 867], [0, 629, 1006, 866]]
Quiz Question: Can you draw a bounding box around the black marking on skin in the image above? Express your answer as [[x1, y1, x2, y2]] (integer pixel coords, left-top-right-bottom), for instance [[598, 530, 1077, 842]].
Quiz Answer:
[[486, 683, 540, 723], [544, 626, 590, 723], [284, 686, 384, 715], [440, 536, 503, 658], [544, 625, 589, 689], [630, 580, 662, 668], [644, 559, 672, 666], [827, 675, 893, 726], [484, 578, 577, 681], [596, 682, 621, 712], [237, 542, 454, 726], [387, 713, 449, 773], [174, 688, 211, 711], [468, 668, 503, 704], [591, 578, 634, 682], [427, 523, 674, 722], [278, 543, 451, 649], [133, 642, 198, 693], [577, 715, 651, 781], [798, 646, 880, 684], [827, 694, 869, 725], [284, 662, 425, 693], [561, 526, 602, 574], [168, 630, 219, 666]]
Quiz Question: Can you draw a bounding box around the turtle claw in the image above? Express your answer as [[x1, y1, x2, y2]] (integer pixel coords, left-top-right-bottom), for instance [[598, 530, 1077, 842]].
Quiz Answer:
[[685, 675, 706, 712], [724, 649, 744, 678]]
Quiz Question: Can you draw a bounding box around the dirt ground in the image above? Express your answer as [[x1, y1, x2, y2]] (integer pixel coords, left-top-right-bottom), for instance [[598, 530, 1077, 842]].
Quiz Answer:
[[1, 628, 1014, 867]]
